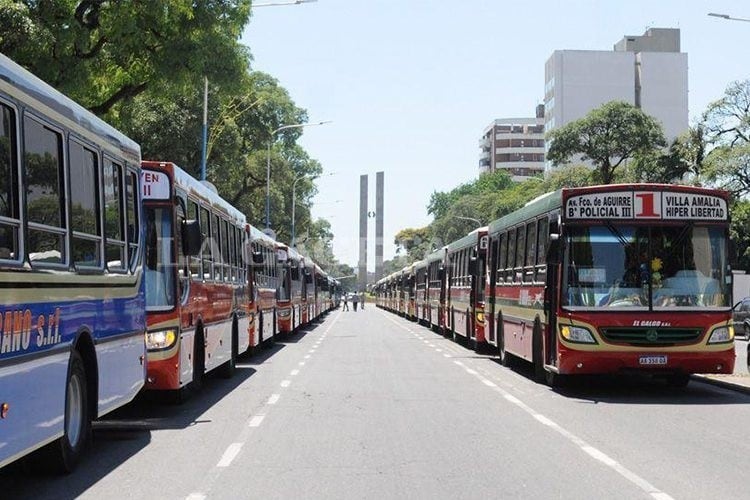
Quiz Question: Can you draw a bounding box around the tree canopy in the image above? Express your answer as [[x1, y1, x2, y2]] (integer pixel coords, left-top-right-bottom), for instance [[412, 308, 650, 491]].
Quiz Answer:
[[0, 0, 345, 272], [546, 101, 666, 184], [701, 79, 750, 197]]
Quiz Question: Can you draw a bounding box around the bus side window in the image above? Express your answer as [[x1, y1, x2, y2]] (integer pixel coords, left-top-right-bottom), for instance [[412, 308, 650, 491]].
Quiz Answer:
[[497, 232, 506, 285], [69, 140, 101, 269], [104, 160, 125, 270], [524, 221, 537, 283], [221, 218, 230, 282], [200, 206, 211, 280], [536, 216, 549, 283], [506, 229, 516, 283], [489, 237, 498, 289], [0, 102, 20, 262], [212, 213, 221, 281], [188, 200, 201, 280], [515, 224, 526, 282], [175, 195, 189, 302], [126, 169, 140, 272], [24, 115, 65, 266]]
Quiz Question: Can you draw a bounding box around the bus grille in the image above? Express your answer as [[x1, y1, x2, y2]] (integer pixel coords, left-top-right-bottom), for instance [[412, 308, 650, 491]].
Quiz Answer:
[[599, 327, 702, 346]]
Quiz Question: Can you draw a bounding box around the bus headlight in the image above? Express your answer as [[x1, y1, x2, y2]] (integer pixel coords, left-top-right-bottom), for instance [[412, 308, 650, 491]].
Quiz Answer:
[[560, 325, 597, 344], [146, 329, 178, 350], [707, 325, 734, 344]]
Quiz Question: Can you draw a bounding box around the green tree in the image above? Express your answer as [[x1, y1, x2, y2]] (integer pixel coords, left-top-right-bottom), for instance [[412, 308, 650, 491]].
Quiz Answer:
[[702, 80, 750, 196], [623, 126, 706, 184], [730, 200, 750, 271], [0, 0, 252, 116], [546, 101, 666, 184]]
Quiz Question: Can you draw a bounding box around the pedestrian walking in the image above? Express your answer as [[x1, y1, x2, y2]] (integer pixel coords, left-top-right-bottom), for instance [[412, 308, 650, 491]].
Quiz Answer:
[[342, 294, 349, 311], [352, 292, 360, 311]]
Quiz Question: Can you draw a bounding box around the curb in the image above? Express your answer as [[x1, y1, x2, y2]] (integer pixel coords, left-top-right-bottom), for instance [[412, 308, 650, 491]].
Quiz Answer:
[[691, 375, 750, 395]]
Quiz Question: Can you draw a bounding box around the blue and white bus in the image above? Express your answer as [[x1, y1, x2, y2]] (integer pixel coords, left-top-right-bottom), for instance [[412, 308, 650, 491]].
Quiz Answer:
[[0, 53, 146, 471]]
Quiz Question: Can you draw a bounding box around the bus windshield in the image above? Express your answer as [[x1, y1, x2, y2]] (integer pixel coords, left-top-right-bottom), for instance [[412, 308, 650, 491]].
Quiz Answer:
[[145, 206, 176, 310], [562, 224, 730, 310]]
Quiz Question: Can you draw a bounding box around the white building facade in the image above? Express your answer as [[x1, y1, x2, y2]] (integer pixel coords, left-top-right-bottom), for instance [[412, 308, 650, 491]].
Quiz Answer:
[[544, 28, 688, 173], [479, 106, 545, 181]]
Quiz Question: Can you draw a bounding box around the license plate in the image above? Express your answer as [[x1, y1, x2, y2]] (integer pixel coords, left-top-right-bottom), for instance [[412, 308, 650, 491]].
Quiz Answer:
[[639, 355, 667, 365]]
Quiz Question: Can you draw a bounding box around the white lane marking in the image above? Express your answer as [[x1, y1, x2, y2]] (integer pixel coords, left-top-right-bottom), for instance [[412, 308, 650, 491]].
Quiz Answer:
[[533, 414, 556, 427], [465, 368, 478, 375], [490, 377, 672, 499], [443, 353, 451, 358], [299, 361, 306, 366], [281, 380, 291, 388], [304, 355, 311, 359], [216, 443, 243, 467], [582, 446, 617, 467], [436, 349, 443, 352], [267, 394, 280, 405], [290, 369, 300, 376], [309, 349, 316, 353], [480, 378, 496, 387], [248, 415, 265, 427], [453, 360, 465, 367], [186, 494, 206, 500]]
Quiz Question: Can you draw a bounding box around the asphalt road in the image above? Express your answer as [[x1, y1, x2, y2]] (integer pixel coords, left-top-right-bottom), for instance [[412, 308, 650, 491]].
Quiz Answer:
[[4, 307, 750, 499]]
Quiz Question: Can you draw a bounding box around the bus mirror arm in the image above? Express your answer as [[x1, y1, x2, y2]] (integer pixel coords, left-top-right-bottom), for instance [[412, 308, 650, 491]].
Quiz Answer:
[[181, 220, 202, 256], [547, 233, 560, 265]]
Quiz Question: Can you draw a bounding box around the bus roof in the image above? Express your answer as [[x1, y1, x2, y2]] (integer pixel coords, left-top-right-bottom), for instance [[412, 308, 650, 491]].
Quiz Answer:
[[447, 227, 488, 253], [0, 52, 140, 164]]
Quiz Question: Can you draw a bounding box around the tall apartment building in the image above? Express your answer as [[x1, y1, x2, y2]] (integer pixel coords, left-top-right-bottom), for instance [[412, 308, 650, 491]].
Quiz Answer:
[[479, 105, 545, 181], [544, 28, 688, 173]]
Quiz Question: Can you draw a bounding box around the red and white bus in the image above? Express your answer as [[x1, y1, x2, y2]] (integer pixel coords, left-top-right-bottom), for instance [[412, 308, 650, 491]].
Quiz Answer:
[[248, 225, 279, 346], [141, 161, 248, 394], [485, 184, 735, 386], [276, 243, 303, 334], [445, 227, 488, 350]]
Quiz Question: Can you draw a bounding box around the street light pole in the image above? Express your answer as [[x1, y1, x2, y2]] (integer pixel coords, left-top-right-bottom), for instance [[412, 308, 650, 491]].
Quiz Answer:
[[291, 172, 335, 247], [451, 215, 483, 226], [265, 120, 331, 232], [254, 0, 318, 6], [708, 12, 750, 22]]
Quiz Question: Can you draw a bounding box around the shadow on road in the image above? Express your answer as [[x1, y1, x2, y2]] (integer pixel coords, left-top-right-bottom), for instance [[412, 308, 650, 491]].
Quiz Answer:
[[0, 340, 289, 499], [487, 356, 750, 405]]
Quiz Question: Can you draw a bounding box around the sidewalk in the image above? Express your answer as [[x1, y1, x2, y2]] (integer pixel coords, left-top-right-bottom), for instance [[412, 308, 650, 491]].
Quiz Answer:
[[692, 337, 750, 394]]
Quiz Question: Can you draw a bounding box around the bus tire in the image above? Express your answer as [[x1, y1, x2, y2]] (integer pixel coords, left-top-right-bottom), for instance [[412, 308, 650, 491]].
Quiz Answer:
[[40, 350, 91, 473], [192, 329, 205, 392], [218, 321, 237, 379]]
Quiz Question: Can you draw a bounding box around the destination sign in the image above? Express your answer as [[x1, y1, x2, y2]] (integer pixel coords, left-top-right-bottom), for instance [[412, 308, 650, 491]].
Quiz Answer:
[[141, 170, 171, 200], [565, 191, 727, 221]]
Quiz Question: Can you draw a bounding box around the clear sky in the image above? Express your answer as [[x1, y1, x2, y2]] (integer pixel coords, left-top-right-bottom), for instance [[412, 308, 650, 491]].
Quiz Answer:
[[241, 0, 748, 270]]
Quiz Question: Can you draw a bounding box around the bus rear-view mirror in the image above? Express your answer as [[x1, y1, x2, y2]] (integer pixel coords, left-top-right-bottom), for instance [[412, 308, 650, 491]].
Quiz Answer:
[[181, 220, 202, 256]]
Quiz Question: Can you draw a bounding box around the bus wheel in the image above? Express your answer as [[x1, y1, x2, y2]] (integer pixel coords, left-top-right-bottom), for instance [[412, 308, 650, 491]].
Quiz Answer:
[[192, 330, 205, 392], [666, 373, 690, 388], [545, 370, 565, 388], [218, 325, 237, 379], [40, 350, 90, 473]]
